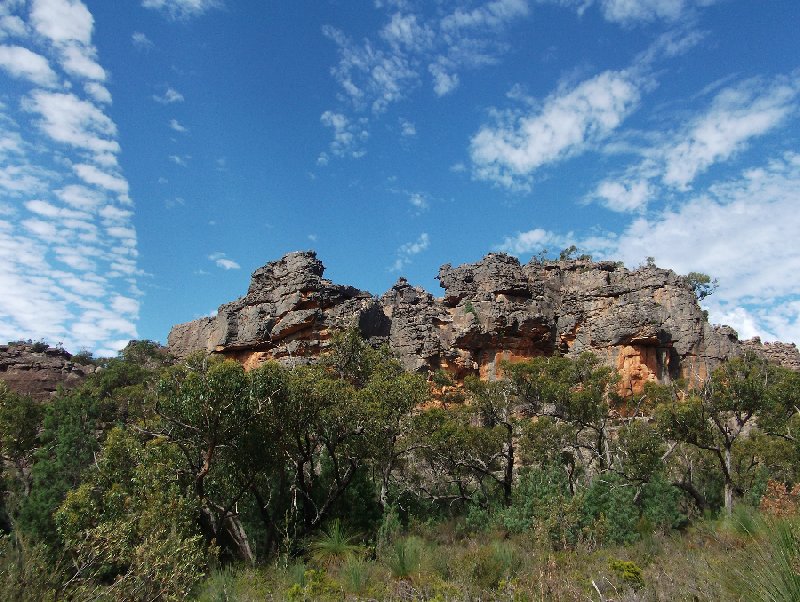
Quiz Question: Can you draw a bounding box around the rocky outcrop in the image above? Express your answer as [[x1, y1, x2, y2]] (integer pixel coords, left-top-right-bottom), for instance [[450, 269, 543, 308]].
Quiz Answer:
[[168, 251, 798, 394], [742, 338, 800, 372], [0, 342, 95, 400]]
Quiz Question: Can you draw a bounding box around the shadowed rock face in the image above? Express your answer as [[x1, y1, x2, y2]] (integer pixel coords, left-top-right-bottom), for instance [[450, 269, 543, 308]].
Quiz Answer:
[[167, 251, 799, 393], [0, 342, 95, 400]]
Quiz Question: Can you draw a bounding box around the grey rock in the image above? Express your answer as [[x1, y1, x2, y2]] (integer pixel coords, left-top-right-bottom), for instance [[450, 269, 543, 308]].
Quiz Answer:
[[167, 252, 798, 391]]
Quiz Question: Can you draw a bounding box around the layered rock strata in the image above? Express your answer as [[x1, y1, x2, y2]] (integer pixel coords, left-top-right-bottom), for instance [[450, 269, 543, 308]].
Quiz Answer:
[[0, 342, 95, 400], [168, 251, 798, 393]]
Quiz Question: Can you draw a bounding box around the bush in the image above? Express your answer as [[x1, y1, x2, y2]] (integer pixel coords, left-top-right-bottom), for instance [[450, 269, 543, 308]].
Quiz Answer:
[[582, 473, 639, 546], [609, 558, 645, 590]]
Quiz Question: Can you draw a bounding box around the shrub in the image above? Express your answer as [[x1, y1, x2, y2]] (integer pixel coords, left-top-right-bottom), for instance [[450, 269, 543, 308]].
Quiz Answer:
[[609, 558, 645, 590], [582, 473, 639, 546], [308, 519, 363, 567]]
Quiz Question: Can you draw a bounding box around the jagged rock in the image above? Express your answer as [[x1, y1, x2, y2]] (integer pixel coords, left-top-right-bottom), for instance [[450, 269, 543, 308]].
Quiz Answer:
[[168, 251, 798, 394], [169, 251, 378, 368], [0, 342, 95, 400], [742, 338, 800, 372]]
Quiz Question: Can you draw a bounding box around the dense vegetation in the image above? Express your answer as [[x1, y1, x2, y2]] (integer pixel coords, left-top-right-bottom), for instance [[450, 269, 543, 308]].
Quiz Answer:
[[0, 332, 799, 600]]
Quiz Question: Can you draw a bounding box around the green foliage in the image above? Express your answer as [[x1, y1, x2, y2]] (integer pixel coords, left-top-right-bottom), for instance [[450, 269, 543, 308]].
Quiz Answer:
[[726, 516, 800, 602], [640, 474, 685, 532], [55, 428, 211, 600], [0, 385, 43, 524], [383, 536, 424, 579], [559, 245, 578, 261], [609, 558, 645, 590], [285, 569, 343, 602], [494, 464, 577, 542], [615, 420, 665, 483], [464, 300, 477, 317], [582, 473, 639, 546], [686, 271, 719, 301], [308, 519, 363, 567], [0, 531, 65, 601], [16, 390, 99, 549]]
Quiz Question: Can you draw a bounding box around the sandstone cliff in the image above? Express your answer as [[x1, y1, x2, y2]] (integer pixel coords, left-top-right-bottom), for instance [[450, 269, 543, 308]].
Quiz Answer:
[[0, 342, 95, 400], [168, 251, 799, 394]]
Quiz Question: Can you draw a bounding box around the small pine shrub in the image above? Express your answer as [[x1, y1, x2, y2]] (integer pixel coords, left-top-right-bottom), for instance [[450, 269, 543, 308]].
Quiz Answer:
[[609, 558, 645, 590]]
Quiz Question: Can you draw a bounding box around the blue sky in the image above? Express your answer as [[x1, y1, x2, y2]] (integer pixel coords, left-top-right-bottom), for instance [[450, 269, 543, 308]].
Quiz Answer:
[[1, 0, 799, 355]]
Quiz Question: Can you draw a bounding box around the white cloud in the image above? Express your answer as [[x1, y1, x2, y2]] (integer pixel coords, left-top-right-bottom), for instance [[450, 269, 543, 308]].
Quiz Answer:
[[169, 118, 188, 133], [590, 178, 654, 212], [131, 31, 153, 50], [141, 0, 223, 20], [56, 184, 104, 210], [601, 0, 717, 25], [539, 0, 718, 25], [73, 163, 129, 195], [24, 90, 119, 155], [399, 118, 416, 137], [320, 110, 368, 158], [59, 43, 105, 80], [168, 154, 190, 166], [589, 72, 800, 212], [0, 15, 28, 40], [0, 3, 139, 355], [441, 0, 529, 33], [495, 228, 568, 254], [381, 12, 433, 50], [408, 192, 428, 211], [662, 75, 799, 189], [84, 81, 111, 104], [429, 62, 460, 96], [153, 86, 184, 104], [208, 251, 240, 270], [30, 0, 93, 45], [0, 45, 58, 87], [392, 232, 430, 271], [471, 69, 642, 189]]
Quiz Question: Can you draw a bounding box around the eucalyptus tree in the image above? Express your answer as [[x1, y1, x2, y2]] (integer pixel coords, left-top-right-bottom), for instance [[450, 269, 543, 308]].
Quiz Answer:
[[657, 351, 788, 515]]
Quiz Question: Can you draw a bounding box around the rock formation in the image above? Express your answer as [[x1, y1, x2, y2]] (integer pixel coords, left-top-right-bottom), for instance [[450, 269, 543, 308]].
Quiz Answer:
[[168, 251, 799, 394], [0, 342, 95, 400]]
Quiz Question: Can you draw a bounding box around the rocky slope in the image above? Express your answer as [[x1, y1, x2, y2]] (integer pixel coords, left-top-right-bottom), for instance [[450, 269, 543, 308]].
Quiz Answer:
[[168, 251, 799, 394], [0, 342, 95, 400]]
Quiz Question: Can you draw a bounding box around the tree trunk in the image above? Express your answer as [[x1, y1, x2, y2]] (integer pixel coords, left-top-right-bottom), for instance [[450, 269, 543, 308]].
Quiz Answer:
[[724, 445, 733, 516], [502, 425, 514, 507]]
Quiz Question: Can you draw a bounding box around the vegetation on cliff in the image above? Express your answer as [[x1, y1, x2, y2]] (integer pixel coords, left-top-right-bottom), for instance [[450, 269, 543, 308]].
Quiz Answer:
[[0, 332, 799, 600]]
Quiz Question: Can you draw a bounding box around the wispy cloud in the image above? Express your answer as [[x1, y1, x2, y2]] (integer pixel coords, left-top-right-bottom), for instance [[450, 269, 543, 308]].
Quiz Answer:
[[589, 72, 800, 211], [169, 118, 188, 133], [320, 1, 532, 161], [319, 110, 368, 159], [208, 251, 240, 270], [131, 31, 153, 50], [391, 232, 430, 272], [399, 118, 416, 137], [495, 228, 569, 255], [538, 0, 719, 25], [153, 86, 184, 104], [168, 154, 190, 166], [141, 0, 223, 20], [471, 69, 644, 190]]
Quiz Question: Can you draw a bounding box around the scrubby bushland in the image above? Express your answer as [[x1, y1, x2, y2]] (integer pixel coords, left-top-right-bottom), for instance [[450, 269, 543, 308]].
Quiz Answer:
[[0, 331, 798, 599]]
